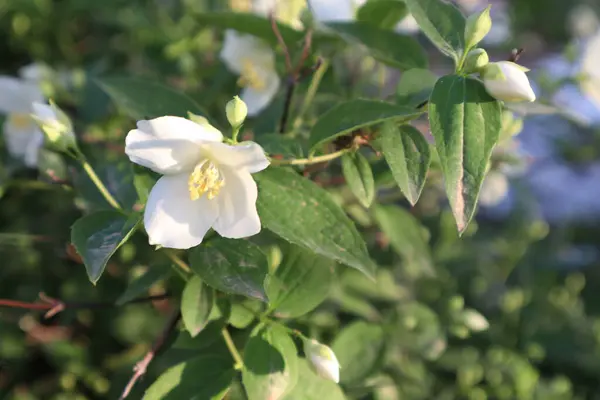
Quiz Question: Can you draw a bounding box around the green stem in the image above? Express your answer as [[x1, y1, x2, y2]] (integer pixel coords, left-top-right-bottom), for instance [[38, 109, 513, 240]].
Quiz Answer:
[[221, 327, 244, 370], [292, 59, 330, 132], [270, 147, 351, 166], [231, 125, 241, 143], [164, 250, 193, 279], [80, 157, 122, 210]]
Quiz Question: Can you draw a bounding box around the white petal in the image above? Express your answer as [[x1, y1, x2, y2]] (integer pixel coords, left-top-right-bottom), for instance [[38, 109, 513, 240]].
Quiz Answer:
[[240, 71, 281, 116], [308, 0, 362, 22], [125, 129, 202, 174], [23, 131, 44, 168], [220, 31, 277, 74], [3, 119, 40, 158], [206, 141, 270, 173], [137, 116, 223, 143], [32, 102, 57, 122], [212, 167, 261, 239], [144, 174, 219, 249], [484, 62, 536, 103], [0, 76, 44, 114]]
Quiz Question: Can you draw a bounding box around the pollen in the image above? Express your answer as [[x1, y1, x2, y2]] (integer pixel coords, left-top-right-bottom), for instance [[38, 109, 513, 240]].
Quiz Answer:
[[188, 160, 224, 201], [237, 59, 266, 91], [8, 113, 33, 130]]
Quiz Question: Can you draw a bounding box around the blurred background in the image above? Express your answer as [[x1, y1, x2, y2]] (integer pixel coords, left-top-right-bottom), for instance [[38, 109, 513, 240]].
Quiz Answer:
[[2, 0, 600, 399]]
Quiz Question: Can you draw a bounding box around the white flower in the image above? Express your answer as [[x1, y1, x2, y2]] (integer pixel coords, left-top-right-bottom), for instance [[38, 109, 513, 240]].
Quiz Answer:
[[395, 14, 420, 34], [479, 170, 509, 207], [250, 0, 306, 29], [220, 31, 281, 117], [124, 116, 270, 249], [481, 61, 536, 103], [0, 75, 45, 167], [304, 339, 340, 383], [307, 0, 365, 22], [581, 30, 600, 110]]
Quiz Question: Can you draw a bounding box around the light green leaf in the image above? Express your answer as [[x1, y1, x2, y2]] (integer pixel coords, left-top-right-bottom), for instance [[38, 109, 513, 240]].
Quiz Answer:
[[71, 211, 141, 284], [181, 276, 214, 337], [356, 0, 408, 29], [116, 264, 171, 305], [375, 123, 431, 205], [242, 324, 299, 400], [332, 321, 385, 384], [132, 164, 159, 205], [326, 22, 427, 71], [284, 359, 346, 400], [266, 244, 335, 318], [190, 238, 269, 301], [255, 167, 376, 278], [144, 354, 233, 400], [396, 68, 439, 108], [429, 75, 502, 233], [404, 0, 466, 60], [373, 205, 433, 274], [341, 152, 375, 208], [309, 99, 422, 151], [229, 299, 262, 329], [97, 76, 205, 119]]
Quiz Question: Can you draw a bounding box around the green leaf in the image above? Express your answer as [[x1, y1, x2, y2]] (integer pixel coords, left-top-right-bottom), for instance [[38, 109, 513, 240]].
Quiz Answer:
[[181, 276, 214, 337], [255, 167, 376, 278], [341, 152, 375, 208], [404, 0, 466, 60], [429, 75, 502, 233], [116, 264, 171, 305], [373, 205, 434, 274], [266, 244, 335, 318], [97, 76, 205, 119], [229, 299, 262, 329], [144, 354, 234, 400], [255, 133, 305, 159], [396, 68, 439, 108], [356, 0, 408, 29], [332, 321, 385, 384], [309, 99, 422, 151], [242, 324, 299, 400], [190, 238, 269, 301], [326, 22, 427, 71], [71, 211, 141, 284], [133, 164, 159, 205], [284, 359, 346, 400], [375, 123, 431, 205]]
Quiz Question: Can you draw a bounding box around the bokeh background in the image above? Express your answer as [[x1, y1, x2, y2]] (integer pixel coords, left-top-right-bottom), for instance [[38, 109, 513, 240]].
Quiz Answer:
[[2, 0, 600, 399]]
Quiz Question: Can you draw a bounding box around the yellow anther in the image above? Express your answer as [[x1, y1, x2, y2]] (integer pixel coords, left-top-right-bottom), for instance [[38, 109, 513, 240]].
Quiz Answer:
[[237, 59, 266, 91], [188, 160, 225, 201], [8, 113, 33, 130]]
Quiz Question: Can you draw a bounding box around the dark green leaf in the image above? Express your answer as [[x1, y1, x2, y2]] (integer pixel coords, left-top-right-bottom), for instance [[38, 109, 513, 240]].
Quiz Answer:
[[404, 0, 466, 60], [255, 167, 376, 278], [116, 264, 171, 305], [181, 276, 214, 337], [71, 211, 141, 284], [327, 22, 427, 71], [341, 152, 375, 208], [375, 123, 431, 205], [266, 244, 335, 318], [332, 321, 385, 384], [190, 238, 269, 301], [429, 75, 502, 233], [97, 76, 205, 119], [309, 99, 422, 151], [356, 0, 409, 29], [255, 134, 305, 159], [284, 359, 346, 400], [38, 149, 68, 183], [242, 324, 299, 400], [144, 354, 234, 400], [396, 68, 439, 107]]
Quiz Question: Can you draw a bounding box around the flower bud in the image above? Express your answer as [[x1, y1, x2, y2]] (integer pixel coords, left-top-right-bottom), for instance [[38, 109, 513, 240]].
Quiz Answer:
[[465, 6, 492, 50], [226, 96, 248, 128], [481, 61, 536, 103], [188, 111, 224, 138], [31, 101, 77, 153], [463, 48, 489, 74], [462, 309, 490, 332], [304, 339, 340, 383]]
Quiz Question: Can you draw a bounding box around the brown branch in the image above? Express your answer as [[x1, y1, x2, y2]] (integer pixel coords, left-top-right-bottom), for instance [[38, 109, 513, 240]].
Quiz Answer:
[[119, 310, 181, 399], [270, 12, 293, 73]]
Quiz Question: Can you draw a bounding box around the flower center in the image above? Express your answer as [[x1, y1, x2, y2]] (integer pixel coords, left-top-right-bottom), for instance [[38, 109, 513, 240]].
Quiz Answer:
[[8, 113, 33, 130], [237, 59, 266, 91], [188, 160, 225, 201]]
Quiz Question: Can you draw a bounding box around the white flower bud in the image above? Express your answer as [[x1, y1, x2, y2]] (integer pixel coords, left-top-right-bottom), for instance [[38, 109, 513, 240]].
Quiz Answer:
[[463, 48, 490, 74], [304, 339, 340, 383], [481, 61, 536, 103], [465, 5, 492, 50], [226, 96, 248, 128], [462, 309, 490, 332], [31, 101, 77, 153]]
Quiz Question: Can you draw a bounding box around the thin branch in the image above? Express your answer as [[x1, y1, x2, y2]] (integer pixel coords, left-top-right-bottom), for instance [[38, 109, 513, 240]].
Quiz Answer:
[[120, 310, 181, 399], [270, 12, 292, 73]]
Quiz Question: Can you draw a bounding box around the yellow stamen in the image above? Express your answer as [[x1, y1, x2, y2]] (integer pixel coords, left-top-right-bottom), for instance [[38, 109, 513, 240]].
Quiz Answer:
[[8, 113, 33, 130], [237, 59, 266, 91], [229, 0, 251, 12], [188, 160, 225, 201]]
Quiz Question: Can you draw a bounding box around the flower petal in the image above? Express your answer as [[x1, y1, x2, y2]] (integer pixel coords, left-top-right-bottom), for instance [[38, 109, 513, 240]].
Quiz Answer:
[[144, 174, 219, 249], [206, 141, 270, 173], [240, 71, 281, 116], [220, 31, 276, 75], [3, 119, 42, 160], [125, 129, 202, 174], [0, 76, 44, 114], [137, 116, 223, 143], [24, 130, 44, 168], [212, 167, 261, 239]]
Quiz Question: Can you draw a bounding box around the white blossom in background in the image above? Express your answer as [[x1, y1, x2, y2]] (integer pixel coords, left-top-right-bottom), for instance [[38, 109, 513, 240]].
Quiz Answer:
[[581, 29, 600, 110], [124, 116, 270, 249], [568, 4, 599, 39], [462, 309, 490, 332], [481, 61, 536, 103], [220, 31, 281, 117], [304, 339, 340, 383], [479, 170, 510, 207]]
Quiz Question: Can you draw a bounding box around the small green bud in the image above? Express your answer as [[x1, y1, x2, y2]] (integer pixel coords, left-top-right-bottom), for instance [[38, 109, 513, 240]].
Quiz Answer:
[[31, 100, 77, 153], [465, 5, 492, 50], [225, 96, 248, 128], [463, 48, 490, 74]]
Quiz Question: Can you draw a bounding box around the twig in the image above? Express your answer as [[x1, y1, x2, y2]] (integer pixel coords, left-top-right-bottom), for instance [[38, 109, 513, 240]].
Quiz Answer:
[[120, 310, 181, 399], [270, 12, 293, 73], [509, 48, 525, 63]]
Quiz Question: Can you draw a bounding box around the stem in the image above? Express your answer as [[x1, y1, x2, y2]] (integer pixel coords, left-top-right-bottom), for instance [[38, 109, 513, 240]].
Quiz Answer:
[[164, 250, 193, 278], [221, 327, 244, 370], [293, 59, 329, 131], [270, 148, 351, 166], [231, 125, 241, 143], [279, 79, 296, 134], [80, 157, 122, 210]]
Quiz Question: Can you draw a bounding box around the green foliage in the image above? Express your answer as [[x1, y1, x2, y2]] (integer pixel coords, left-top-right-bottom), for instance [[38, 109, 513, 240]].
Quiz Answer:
[[341, 151, 375, 208]]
